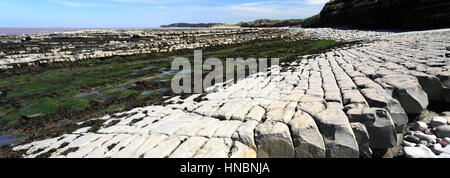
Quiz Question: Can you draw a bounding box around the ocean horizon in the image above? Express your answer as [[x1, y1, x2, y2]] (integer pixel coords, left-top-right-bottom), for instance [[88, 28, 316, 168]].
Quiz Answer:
[[0, 28, 93, 35], [0, 27, 162, 35]]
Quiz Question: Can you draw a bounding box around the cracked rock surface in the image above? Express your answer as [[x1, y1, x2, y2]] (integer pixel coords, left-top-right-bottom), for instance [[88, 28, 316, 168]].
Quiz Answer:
[[12, 29, 450, 158]]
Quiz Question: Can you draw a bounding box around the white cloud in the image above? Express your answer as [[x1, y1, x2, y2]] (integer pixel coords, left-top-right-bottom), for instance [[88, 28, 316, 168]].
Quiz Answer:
[[185, 1, 324, 19], [0, 1, 13, 6], [155, 6, 170, 9], [108, 0, 190, 4], [305, 0, 329, 5], [51, 0, 106, 7]]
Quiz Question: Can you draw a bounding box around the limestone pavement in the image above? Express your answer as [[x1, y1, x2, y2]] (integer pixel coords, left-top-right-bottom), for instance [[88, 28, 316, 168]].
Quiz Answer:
[[12, 28, 450, 158]]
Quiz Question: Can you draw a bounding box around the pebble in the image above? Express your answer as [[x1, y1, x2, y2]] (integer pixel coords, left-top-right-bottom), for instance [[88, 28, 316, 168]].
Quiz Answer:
[[415, 132, 437, 144], [439, 140, 448, 147], [430, 144, 450, 155], [403, 112, 450, 158], [412, 121, 428, 132], [404, 145, 437, 158], [430, 116, 448, 127], [403, 140, 416, 147], [441, 112, 450, 116], [419, 140, 428, 146], [405, 131, 415, 136], [438, 153, 450, 158], [436, 125, 450, 138], [404, 135, 420, 144]]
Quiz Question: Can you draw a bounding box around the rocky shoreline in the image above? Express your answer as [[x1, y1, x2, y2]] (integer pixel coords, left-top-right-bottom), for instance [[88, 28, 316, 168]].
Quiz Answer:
[[5, 28, 449, 158], [403, 112, 450, 158]]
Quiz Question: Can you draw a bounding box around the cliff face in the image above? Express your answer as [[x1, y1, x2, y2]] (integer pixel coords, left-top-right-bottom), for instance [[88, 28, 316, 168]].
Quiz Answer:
[[311, 0, 450, 30]]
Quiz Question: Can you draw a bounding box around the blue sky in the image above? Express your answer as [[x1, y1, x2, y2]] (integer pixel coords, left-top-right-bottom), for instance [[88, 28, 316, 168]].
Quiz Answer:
[[0, 0, 329, 28]]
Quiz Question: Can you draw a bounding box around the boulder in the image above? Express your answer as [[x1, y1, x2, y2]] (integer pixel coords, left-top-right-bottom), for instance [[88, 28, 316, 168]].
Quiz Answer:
[[347, 108, 397, 149], [315, 109, 359, 158], [385, 98, 409, 132], [288, 111, 326, 158], [254, 121, 295, 158], [381, 75, 429, 114], [360, 88, 409, 131], [409, 71, 444, 101]]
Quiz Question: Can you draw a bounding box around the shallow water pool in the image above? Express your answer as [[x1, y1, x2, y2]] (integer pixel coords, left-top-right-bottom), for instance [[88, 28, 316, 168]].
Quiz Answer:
[[0, 135, 17, 146]]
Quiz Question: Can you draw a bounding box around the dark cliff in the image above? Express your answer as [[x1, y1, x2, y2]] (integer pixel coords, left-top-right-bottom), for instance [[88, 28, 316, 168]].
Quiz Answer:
[[307, 0, 450, 30]]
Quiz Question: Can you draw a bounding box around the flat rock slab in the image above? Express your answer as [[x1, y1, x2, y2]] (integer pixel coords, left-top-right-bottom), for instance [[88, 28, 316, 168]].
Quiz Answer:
[[193, 138, 233, 158], [142, 136, 188, 158], [254, 121, 295, 158], [169, 137, 209, 158], [245, 105, 266, 122]]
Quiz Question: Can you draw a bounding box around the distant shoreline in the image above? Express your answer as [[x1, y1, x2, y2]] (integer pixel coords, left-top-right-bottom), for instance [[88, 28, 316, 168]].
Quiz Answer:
[[0, 28, 91, 35], [0, 27, 245, 35], [0, 27, 163, 35]]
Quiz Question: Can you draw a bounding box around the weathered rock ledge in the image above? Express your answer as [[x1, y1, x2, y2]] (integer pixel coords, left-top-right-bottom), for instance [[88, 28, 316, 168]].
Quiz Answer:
[[10, 29, 450, 158]]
